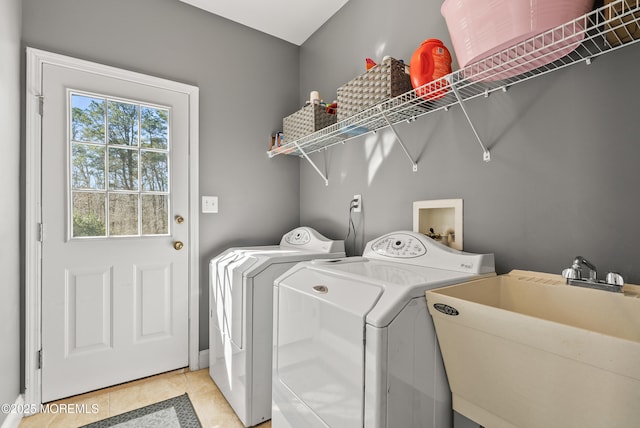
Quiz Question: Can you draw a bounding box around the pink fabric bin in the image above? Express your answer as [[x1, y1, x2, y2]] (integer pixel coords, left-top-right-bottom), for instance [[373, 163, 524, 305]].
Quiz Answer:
[[441, 0, 595, 70]]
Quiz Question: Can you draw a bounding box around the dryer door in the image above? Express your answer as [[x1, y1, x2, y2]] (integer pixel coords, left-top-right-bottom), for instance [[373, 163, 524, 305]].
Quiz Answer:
[[275, 268, 382, 428]]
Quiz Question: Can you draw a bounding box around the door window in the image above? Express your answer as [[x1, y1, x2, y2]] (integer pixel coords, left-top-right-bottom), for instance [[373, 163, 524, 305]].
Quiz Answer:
[[70, 92, 170, 238]]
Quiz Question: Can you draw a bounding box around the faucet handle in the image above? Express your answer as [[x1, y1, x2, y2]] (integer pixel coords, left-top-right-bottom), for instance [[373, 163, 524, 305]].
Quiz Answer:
[[562, 267, 579, 280], [605, 272, 624, 286]]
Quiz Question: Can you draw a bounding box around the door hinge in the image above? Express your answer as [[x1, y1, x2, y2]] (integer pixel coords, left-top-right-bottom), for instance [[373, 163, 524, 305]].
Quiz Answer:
[[37, 349, 42, 369], [38, 223, 44, 242], [37, 95, 44, 116]]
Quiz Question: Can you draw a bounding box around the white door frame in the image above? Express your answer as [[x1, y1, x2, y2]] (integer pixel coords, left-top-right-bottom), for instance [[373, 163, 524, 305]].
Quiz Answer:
[[24, 47, 200, 408]]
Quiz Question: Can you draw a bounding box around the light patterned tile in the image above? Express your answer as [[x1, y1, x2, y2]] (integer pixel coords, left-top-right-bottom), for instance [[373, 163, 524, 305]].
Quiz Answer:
[[108, 373, 187, 417], [47, 393, 109, 428], [185, 369, 218, 396], [187, 368, 274, 428], [18, 368, 277, 428], [19, 393, 109, 428], [19, 411, 56, 428], [189, 392, 244, 428]]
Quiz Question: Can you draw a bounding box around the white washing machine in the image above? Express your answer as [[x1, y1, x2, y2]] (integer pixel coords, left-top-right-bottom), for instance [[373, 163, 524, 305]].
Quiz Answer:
[[209, 227, 345, 427], [272, 231, 495, 428]]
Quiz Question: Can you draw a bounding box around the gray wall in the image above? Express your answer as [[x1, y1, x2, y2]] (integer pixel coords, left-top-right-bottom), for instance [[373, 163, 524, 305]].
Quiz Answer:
[[21, 0, 301, 351], [299, 0, 640, 282], [17, 0, 640, 385], [0, 0, 22, 422]]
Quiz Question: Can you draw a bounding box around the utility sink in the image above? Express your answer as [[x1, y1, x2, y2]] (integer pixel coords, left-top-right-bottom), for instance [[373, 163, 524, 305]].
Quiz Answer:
[[426, 270, 640, 428]]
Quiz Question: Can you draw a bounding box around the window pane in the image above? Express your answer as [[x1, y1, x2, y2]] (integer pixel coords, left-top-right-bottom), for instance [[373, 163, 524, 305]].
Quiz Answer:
[[108, 101, 139, 146], [69, 93, 173, 240], [71, 95, 105, 143], [109, 193, 138, 236], [141, 151, 168, 192], [141, 106, 168, 149], [142, 194, 168, 235], [72, 192, 106, 237], [72, 143, 105, 190], [108, 148, 138, 190]]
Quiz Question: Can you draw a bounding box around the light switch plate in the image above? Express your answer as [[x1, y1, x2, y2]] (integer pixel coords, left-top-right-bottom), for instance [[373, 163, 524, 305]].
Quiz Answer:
[[202, 196, 219, 213]]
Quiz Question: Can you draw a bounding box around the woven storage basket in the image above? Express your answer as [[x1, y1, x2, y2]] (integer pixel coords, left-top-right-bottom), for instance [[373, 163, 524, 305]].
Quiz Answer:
[[604, 0, 640, 46], [337, 57, 412, 121], [283, 103, 337, 143]]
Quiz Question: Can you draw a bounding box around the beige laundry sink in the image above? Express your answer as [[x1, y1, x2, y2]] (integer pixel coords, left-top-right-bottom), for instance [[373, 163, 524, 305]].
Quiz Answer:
[[426, 270, 640, 428]]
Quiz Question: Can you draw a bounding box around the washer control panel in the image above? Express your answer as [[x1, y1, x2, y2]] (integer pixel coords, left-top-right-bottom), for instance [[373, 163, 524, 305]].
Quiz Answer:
[[284, 228, 311, 245], [371, 233, 427, 258]]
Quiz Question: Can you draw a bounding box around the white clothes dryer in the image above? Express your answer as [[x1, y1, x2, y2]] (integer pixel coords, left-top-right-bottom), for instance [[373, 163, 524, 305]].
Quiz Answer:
[[209, 227, 345, 427], [272, 231, 495, 428]]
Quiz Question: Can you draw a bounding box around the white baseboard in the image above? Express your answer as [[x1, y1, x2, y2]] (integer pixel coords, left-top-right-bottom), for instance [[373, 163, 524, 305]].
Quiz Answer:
[[198, 349, 209, 369], [1, 395, 24, 428]]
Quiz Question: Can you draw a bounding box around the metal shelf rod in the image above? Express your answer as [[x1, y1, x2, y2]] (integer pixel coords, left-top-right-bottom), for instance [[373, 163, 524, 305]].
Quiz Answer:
[[378, 105, 418, 172], [294, 141, 329, 186], [449, 78, 491, 162]]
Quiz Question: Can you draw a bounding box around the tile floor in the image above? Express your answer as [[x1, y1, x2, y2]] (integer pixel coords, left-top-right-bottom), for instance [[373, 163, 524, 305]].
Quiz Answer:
[[18, 368, 272, 428]]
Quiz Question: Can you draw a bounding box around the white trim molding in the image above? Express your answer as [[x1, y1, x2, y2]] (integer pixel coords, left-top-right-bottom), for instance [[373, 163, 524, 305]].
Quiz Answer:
[[24, 47, 200, 409], [1, 395, 24, 428], [198, 349, 210, 369]]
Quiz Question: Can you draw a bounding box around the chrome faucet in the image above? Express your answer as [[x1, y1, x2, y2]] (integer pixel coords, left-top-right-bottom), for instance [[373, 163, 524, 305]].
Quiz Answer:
[[562, 256, 624, 292], [563, 256, 598, 281]]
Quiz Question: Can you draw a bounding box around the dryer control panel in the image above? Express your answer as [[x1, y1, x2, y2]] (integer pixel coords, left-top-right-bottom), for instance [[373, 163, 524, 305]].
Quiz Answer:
[[370, 233, 427, 258], [284, 228, 311, 245], [280, 227, 346, 254], [363, 231, 495, 273]]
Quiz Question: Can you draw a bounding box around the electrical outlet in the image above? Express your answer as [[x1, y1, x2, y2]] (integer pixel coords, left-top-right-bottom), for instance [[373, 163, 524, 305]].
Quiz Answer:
[[353, 194, 362, 213], [202, 196, 218, 213]]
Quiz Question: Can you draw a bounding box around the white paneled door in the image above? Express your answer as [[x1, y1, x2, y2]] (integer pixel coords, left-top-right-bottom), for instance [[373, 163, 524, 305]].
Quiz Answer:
[[40, 61, 191, 402]]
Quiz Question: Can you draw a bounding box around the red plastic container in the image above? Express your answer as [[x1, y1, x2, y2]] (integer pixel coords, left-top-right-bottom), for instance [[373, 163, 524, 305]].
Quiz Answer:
[[410, 39, 452, 100]]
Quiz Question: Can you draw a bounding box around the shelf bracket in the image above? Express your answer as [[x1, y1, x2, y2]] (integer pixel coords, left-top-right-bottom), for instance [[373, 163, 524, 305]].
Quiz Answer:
[[378, 105, 418, 172], [448, 78, 491, 162], [294, 141, 329, 186]]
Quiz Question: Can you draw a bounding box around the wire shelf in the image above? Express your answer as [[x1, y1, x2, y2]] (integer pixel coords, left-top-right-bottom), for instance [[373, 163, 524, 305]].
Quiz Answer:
[[268, 0, 640, 160]]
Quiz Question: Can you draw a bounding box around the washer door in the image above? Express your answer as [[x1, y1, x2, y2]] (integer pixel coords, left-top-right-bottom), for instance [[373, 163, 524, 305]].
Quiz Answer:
[[275, 268, 382, 428]]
